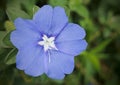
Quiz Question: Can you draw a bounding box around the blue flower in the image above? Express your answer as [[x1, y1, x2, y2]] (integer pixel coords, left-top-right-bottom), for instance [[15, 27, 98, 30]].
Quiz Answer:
[[10, 5, 87, 79]]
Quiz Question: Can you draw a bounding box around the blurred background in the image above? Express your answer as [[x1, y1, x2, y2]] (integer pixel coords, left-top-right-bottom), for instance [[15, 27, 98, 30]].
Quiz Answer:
[[0, 0, 120, 85]]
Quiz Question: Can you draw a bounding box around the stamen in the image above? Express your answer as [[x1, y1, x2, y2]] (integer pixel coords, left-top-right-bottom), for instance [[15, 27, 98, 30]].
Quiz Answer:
[[38, 34, 58, 52]]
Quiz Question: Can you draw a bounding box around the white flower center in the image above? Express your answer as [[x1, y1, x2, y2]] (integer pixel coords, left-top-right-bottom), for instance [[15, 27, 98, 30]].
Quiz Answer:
[[38, 34, 58, 52]]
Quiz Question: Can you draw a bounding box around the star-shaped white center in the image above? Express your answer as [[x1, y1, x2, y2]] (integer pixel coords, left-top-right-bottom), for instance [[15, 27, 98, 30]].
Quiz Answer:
[[38, 35, 58, 52]]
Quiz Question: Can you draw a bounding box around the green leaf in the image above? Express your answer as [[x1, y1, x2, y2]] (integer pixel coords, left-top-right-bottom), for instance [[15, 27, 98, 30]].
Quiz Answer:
[[2, 32, 14, 48], [69, 0, 89, 18], [49, 0, 68, 7], [6, 7, 30, 22], [20, 0, 37, 17], [82, 52, 101, 71], [91, 39, 112, 53], [0, 48, 8, 64], [0, 31, 7, 48], [84, 59, 94, 84], [4, 48, 17, 65], [6, 0, 37, 21], [69, 0, 82, 7], [72, 5, 89, 18], [88, 53, 101, 71]]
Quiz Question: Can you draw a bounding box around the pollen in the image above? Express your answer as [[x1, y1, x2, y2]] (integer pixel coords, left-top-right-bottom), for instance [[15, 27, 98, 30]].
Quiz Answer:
[[38, 34, 58, 52]]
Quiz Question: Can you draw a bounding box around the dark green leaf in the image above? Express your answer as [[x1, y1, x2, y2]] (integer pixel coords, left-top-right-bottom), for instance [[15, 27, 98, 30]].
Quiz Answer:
[[5, 48, 17, 65], [0, 31, 7, 47], [0, 66, 15, 85], [3, 32, 14, 48]]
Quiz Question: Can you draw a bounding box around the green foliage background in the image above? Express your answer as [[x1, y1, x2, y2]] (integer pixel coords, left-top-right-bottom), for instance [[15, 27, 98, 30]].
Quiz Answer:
[[0, 0, 120, 85]]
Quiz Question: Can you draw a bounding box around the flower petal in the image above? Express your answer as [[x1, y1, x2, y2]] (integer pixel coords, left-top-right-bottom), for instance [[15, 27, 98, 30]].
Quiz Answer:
[[14, 18, 36, 30], [16, 44, 42, 70], [11, 18, 40, 49], [46, 51, 74, 79], [24, 49, 45, 76], [56, 40, 88, 56], [33, 5, 53, 34], [11, 30, 39, 49], [48, 6, 68, 35], [56, 23, 86, 42]]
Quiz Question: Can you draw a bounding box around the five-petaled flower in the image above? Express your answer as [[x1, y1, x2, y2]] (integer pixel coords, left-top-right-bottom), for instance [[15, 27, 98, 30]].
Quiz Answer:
[[10, 5, 87, 79]]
